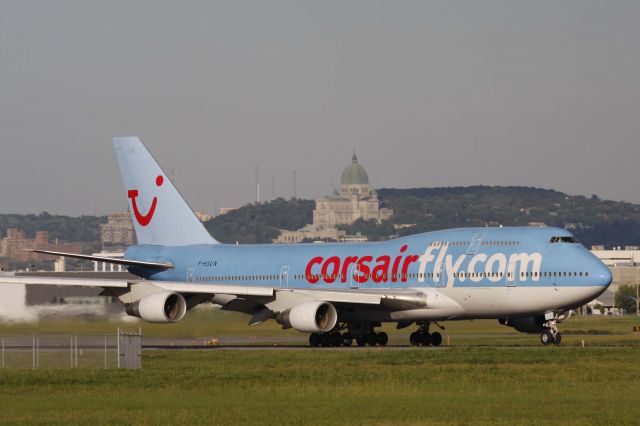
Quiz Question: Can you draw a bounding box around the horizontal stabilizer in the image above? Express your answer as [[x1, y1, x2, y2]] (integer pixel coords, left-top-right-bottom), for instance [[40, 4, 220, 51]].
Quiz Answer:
[[24, 249, 173, 269]]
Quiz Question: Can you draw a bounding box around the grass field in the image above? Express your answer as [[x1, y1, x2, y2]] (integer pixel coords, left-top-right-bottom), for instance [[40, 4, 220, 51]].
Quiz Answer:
[[0, 313, 639, 424], [2, 308, 640, 347], [0, 347, 639, 424]]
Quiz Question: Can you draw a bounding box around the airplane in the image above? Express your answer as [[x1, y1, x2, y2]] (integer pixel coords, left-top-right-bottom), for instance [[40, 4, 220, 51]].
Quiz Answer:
[[0, 137, 612, 346]]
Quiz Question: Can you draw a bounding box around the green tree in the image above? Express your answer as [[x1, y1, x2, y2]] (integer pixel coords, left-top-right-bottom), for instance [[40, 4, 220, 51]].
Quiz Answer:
[[615, 284, 638, 314]]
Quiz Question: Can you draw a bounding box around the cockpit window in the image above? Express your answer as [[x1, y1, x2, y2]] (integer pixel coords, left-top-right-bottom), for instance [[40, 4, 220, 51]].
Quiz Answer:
[[549, 236, 579, 244]]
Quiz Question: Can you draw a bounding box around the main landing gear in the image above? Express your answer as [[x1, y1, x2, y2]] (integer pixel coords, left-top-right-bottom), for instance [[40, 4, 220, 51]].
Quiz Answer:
[[409, 321, 443, 347], [308, 322, 388, 347]]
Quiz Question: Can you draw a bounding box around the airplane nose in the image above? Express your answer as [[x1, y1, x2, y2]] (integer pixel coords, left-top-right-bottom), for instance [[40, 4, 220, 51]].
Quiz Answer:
[[593, 262, 612, 288]]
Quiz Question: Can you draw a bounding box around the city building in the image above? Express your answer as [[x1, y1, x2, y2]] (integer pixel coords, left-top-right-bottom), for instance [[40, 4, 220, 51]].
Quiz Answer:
[[218, 207, 237, 215], [195, 211, 213, 222], [312, 153, 393, 227], [589, 246, 640, 315], [100, 212, 136, 247], [92, 251, 126, 272], [100, 210, 213, 248], [1, 229, 82, 262], [274, 152, 393, 243]]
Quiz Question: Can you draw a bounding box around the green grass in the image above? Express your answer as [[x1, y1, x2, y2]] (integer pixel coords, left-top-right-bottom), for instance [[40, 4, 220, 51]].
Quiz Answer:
[[2, 309, 640, 347], [0, 347, 639, 424]]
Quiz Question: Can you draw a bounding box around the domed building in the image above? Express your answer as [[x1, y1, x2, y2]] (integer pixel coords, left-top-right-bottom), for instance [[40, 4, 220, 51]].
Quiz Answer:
[[340, 153, 370, 196], [313, 152, 393, 227], [274, 153, 393, 243]]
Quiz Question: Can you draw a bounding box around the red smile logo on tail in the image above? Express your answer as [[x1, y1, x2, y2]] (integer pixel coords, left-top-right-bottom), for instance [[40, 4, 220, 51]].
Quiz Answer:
[[128, 175, 164, 226]]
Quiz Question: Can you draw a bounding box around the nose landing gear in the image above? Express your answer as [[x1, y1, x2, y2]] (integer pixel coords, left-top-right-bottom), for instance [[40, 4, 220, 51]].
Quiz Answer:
[[540, 312, 566, 345], [540, 329, 561, 345]]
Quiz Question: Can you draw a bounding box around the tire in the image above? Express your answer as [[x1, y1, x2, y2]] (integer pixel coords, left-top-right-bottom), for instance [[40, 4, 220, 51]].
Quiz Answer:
[[342, 332, 353, 347], [332, 333, 343, 347], [553, 332, 562, 345], [309, 333, 321, 347], [376, 332, 389, 346], [321, 333, 333, 347], [419, 332, 431, 346], [409, 332, 419, 346], [356, 336, 366, 347], [366, 332, 378, 346], [540, 330, 553, 345], [430, 331, 442, 347]]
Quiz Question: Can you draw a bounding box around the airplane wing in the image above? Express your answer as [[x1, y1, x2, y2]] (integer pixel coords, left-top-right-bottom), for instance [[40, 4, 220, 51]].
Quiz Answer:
[[0, 275, 129, 288], [0, 275, 460, 322], [24, 249, 173, 269], [0, 275, 421, 306]]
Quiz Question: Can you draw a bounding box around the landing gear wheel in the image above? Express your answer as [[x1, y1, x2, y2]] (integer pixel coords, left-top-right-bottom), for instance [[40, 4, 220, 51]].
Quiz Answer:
[[540, 330, 554, 345], [342, 332, 353, 347], [430, 332, 442, 347], [366, 332, 378, 346], [321, 333, 334, 347], [376, 332, 389, 346], [309, 333, 321, 347], [332, 332, 343, 347], [419, 332, 432, 346], [410, 332, 419, 346], [553, 332, 562, 345]]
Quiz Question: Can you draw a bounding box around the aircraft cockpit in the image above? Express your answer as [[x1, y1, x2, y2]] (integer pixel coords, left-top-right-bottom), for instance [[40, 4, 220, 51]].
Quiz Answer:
[[549, 236, 579, 244]]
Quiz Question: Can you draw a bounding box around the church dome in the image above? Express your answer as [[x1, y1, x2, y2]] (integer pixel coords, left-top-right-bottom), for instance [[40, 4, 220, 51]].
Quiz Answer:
[[340, 152, 369, 186]]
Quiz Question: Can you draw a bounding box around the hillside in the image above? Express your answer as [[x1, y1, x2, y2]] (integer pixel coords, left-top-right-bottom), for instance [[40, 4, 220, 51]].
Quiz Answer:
[[2, 187, 639, 249], [0, 212, 106, 243], [204, 198, 315, 244], [375, 186, 640, 248], [205, 186, 640, 247]]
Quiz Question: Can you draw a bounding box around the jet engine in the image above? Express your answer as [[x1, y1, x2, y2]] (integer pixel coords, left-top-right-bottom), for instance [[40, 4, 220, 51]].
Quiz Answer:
[[498, 315, 546, 334], [125, 292, 187, 323], [278, 300, 338, 333]]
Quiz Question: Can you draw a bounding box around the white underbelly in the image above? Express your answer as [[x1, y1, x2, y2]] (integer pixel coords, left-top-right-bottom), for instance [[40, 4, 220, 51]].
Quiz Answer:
[[443, 285, 605, 317]]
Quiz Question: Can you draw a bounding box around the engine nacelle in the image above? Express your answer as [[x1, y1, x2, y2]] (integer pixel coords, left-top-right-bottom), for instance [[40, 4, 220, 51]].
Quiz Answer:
[[126, 292, 187, 323], [278, 301, 338, 333], [498, 315, 546, 334]]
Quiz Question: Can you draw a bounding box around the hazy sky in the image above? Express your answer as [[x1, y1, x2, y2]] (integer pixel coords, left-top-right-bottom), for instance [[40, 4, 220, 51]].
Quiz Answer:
[[1, 1, 639, 215]]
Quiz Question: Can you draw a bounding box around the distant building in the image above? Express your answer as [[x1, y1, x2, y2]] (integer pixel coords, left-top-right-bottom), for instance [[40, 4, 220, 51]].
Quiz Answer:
[[275, 152, 392, 243], [591, 247, 640, 267], [195, 211, 214, 222], [527, 221, 546, 227], [92, 251, 126, 272], [313, 153, 393, 227], [218, 207, 237, 215], [100, 212, 136, 247], [588, 247, 640, 315], [1, 228, 82, 262], [101, 210, 212, 247], [275, 225, 347, 244]]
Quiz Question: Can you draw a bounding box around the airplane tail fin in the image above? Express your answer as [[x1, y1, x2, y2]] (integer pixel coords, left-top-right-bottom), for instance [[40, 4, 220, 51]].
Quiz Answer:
[[113, 137, 218, 246]]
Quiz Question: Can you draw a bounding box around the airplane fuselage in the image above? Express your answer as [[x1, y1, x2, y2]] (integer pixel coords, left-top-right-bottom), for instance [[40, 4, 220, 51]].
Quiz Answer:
[[126, 226, 611, 322]]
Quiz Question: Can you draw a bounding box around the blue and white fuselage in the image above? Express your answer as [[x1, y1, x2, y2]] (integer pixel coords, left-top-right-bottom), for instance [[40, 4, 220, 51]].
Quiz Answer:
[[126, 226, 610, 323]]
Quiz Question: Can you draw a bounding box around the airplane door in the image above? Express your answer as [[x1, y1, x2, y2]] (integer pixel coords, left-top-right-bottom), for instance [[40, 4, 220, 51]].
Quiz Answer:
[[467, 230, 488, 255], [349, 264, 360, 289], [434, 263, 445, 288], [187, 267, 194, 283], [279, 265, 289, 288], [505, 260, 516, 287]]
